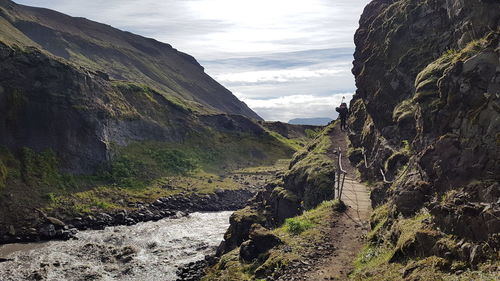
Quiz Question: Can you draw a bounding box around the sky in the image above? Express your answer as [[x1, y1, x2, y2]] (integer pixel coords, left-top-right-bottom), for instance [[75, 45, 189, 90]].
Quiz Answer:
[[16, 0, 370, 122]]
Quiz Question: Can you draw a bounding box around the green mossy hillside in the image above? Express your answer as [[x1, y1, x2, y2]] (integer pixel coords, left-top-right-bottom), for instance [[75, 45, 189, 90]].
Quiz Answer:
[[283, 123, 336, 210], [0, 115, 299, 220]]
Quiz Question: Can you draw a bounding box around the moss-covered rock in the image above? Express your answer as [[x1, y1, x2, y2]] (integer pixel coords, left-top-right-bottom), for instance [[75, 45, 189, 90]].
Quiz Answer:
[[283, 124, 336, 210], [350, 0, 500, 278], [217, 207, 267, 256]]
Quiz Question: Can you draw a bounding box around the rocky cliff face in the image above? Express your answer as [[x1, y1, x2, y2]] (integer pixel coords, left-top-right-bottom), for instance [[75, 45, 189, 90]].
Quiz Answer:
[[0, 0, 270, 174], [349, 0, 499, 277]]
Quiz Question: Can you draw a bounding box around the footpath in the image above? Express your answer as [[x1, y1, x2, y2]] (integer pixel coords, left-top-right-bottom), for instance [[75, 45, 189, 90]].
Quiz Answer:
[[299, 127, 372, 280]]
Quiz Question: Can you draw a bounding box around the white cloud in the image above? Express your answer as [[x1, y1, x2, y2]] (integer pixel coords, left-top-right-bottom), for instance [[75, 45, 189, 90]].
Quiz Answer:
[[241, 93, 353, 121], [215, 67, 349, 84], [16, 0, 370, 59], [15, 0, 370, 121]]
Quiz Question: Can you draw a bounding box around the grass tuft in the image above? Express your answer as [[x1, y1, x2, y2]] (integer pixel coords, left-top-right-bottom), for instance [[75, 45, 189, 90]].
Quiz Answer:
[[284, 217, 314, 235]]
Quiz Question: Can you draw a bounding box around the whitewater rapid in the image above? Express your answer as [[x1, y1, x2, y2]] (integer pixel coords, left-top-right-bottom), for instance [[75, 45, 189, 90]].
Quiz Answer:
[[0, 212, 232, 281]]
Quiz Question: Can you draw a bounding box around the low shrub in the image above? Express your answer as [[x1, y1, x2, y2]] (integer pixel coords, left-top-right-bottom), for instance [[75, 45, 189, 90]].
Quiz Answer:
[[285, 217, 313, 235]]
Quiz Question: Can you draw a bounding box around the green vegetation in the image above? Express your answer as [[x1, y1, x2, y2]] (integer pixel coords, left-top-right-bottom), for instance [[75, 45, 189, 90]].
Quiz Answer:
[[414, 53, 453, 103], [203, 200, 342, 281], [383, 140, 411, 175], [266, 130, 305, 151], [46, 171, 243, 215], [112, 81, 199, 114], [351, 209, 439, 280], [285, 124, 336, 209], [392, 99, 416, 124], [284, 216, 314, 235], [411, 35, 491, 108], [234, 159, 289, 175], [450, 37, 489, 63], [304, 128, 320, 139], [20, 148, 68, 189], [101, 146, 200, 188], [393, 212, 431, 255], [367, 204, 391, 242]]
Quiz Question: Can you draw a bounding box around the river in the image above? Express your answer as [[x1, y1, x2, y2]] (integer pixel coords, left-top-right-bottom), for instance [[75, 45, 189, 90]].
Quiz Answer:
[[0, 211, 232, 281]]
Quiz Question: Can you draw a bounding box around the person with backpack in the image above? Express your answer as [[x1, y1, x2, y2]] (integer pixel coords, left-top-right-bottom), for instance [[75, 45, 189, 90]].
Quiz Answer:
[[336, 102, 349, 131]]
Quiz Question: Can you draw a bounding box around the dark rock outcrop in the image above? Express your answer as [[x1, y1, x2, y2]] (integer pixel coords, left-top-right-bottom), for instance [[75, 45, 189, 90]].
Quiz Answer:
[[239, 224, 282, 262], [349, 0, 499, 272]]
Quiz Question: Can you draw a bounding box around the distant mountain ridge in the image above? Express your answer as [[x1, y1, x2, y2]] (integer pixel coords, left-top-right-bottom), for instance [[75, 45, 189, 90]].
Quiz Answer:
[[0, 0, 260, 119], [288, 117, 334, 126]]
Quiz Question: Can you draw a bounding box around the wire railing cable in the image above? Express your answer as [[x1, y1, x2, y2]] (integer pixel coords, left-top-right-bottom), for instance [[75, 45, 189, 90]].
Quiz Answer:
[[361, 147, 394, 184]]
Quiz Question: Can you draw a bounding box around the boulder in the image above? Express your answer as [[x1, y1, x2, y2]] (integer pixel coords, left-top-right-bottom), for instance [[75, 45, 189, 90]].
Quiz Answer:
[[39, 224, 56, 238], [239, 224, 282, 262]]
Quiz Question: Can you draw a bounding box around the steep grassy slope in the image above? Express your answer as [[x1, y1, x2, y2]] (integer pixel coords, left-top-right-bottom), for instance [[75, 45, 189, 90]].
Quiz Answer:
[[348, 0, 499, 279], [0, 0, 260, 119]]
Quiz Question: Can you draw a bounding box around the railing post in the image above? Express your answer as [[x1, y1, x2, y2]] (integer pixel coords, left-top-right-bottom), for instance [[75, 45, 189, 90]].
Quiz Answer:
[[337, 147, 347, 201]]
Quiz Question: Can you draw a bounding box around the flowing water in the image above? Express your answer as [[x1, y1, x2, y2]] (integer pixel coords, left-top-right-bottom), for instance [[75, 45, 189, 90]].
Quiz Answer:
[[0, 212, 232, 281]]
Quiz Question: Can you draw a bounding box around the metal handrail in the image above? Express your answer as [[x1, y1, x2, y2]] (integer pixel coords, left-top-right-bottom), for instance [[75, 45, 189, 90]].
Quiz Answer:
[[362, 146, 394, 184], [379, 168, 394, 184], [337, 147, 347, 200]]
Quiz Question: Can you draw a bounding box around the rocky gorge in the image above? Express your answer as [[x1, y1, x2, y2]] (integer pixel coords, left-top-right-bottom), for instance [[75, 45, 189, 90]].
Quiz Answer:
[[0, 0, 499, 280], [0, 0, 316, 248]]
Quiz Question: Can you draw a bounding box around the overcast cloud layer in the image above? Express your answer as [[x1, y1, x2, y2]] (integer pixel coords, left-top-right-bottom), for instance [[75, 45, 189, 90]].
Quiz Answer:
[[16, 0, 370, 121]]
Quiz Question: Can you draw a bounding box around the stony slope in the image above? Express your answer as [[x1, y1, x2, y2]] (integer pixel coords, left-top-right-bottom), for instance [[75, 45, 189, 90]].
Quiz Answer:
[[347, 0, 499, 279]]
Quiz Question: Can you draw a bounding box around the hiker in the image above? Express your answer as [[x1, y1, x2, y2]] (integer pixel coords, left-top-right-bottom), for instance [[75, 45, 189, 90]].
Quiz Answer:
[[336, 102, 349, 131]]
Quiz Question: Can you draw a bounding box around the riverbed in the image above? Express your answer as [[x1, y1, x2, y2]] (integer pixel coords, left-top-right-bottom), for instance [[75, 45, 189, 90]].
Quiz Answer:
[[0, 211, 232, 281]]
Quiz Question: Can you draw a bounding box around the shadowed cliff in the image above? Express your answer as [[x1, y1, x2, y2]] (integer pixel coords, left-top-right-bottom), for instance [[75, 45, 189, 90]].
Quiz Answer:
[[348, 0, 499, 279]]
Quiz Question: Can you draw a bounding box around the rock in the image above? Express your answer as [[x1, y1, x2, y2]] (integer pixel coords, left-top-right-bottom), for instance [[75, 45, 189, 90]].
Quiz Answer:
[[46, 217, 65, 227], [216, 207, 266, 256], [8, 225, 15, 236], [115, 212, 127, 223], [39, 224, 56, 238], [239, 224, 282, 262]]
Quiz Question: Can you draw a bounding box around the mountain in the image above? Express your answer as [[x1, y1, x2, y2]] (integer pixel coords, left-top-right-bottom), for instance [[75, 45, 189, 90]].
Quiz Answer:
[[0, 0, 260, 120], [0, 0, 305, 242], [0, 0, 273, 174], [288, 117, 334, 126]]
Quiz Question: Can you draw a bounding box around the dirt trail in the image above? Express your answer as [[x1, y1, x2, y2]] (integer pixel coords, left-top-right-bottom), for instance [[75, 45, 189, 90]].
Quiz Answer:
[[299, 127, 372, 280]]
